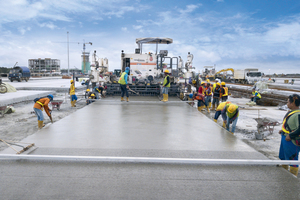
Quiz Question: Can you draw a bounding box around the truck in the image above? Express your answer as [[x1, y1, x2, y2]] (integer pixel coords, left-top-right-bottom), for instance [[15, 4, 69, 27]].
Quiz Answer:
[[233, 68, 262, 84], [8, 66, 31, 82]]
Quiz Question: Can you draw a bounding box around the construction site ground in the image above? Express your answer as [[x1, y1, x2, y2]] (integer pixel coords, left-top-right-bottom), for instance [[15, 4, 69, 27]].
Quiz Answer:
[[0, 78, 300, 199]]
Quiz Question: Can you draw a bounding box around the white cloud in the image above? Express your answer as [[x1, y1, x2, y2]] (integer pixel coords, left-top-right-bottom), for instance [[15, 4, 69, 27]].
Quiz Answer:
[[121, 27, 128, 32], [38, 22, 58, 30], [179, 4, 201, 15]]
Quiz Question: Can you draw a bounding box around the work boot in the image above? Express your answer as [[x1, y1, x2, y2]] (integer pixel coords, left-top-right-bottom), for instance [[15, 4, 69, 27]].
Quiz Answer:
[[74, 100, 77, 107], [222, 121, 226, 128], [126, 97, 129, 102], [162, 94, 167, 102], [38, 120, 43, 129], [206, 106, 210, 113], [290, 166, 299, 177], [209, 102, 212, 109], [121, 97, 125, 101], [282, 165, 289, 171], [213, 119, 217, 123], [165, 94, 169, 102]]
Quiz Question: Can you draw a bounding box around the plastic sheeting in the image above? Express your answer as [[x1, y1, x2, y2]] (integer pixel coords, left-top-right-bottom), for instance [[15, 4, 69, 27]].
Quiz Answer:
[[2, 83, 17, 93]]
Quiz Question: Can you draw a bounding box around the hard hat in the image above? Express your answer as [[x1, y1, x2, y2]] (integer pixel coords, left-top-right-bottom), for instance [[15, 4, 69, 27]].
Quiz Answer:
[[206, 79, 210, 83], [47, 94, 53, 100], [86, 89, 90, 92], [217, 82, 221, 86], [189, 93, 193, 98], [192, 80, 196, 84], [125, 67, 130, 71], [91, 94, 95, 97], [226, 101, 231, 104], [228, 104, 237, 113], [201, 81, 205, 85], [70, 80, 74, 83], [164, 69, 169, 73], [221, 82, 226, 85]]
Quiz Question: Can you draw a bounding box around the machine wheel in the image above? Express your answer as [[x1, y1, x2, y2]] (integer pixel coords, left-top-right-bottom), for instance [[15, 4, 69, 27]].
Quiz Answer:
[[10, 79, 13, 82], [0, 85, 7, 93], [25, 78, 28, 82]]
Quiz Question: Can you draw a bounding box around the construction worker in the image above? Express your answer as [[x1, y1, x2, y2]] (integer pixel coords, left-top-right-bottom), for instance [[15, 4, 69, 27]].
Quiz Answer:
[[93, 84, 104, 99], [33, 94, 53, 129], [70, 79, 77, 107], [198, 81, 205, 95], [212, 79, 218, 92], [162, 69, 170, 102], [251, 88, 261, 103], [205, 82, 212, 113], [86, 93, 96, 105], [214, 101, 231, 127], [279, 94, 300, 177], [196, 93, 207, 112], [85, 89, 92, 99], [118, 67, 130, 102], [212, 82, 221, 111], [220, 82, 228, 102], [221, 103, 239, 134]]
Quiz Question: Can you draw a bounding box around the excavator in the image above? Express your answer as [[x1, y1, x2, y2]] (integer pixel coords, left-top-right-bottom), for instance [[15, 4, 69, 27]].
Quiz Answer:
[[214, 68, 234, 81]]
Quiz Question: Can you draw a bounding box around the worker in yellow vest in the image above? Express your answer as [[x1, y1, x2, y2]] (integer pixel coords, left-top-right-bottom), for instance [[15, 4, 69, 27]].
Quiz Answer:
[[118, 67, 130, 102], [33, 94, 53, 129], [220, 82, 228, 102], [279, 94, 300, 177], [70, 79, 77, 107], [214, 101, 231, 128], [221, 103, 239, 134], [162, 69, 170, 102], [251, 88, 261, 103]]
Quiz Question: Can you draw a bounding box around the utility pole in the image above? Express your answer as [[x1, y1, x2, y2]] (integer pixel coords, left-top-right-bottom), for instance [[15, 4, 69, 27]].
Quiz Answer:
[[67, 32, 70, 75]]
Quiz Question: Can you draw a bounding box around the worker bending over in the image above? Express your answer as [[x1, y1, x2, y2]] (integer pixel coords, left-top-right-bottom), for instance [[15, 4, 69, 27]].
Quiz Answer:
[[214, 101, 231, 128], [196, 93, 208, 112], [93, 84, 104, 99], [70, 79, 77, 107], [85, 89, 92, 99], [221, 103, 239, 134], [212, 82, 221, 111], [161, 69, 170, 102], [33, 94, 53, 129], [220, 82, 228, 102], [279, 94, 300, 177], [251, 88, 261, 103], [118, 67, 130, 102]]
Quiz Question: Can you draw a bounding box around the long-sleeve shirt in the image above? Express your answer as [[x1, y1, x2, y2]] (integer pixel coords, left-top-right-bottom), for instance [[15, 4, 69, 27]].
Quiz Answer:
[[70, 83, 75, 95], [33, 97, 51, 117], [282, 110, 300, 146]]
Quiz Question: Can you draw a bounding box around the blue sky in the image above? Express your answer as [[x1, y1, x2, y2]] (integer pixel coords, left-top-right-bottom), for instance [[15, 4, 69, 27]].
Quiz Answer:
[[0, 0, 300, 74]]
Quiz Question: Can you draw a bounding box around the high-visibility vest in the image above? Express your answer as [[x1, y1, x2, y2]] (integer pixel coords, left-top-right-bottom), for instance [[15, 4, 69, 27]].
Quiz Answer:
[[252, 91, 261, 98], [222, 87, 228, 96], [205, 86, 212, 96], [163, 75, 170, 87], [281, 110, 300, 134], [118, 72, 127, 85]]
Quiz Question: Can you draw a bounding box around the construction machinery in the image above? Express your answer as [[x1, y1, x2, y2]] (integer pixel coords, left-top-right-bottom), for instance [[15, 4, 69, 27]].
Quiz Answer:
[[215, 68, 262, 84], [106, 37, 192, 96], [89, 50, 110, 88]]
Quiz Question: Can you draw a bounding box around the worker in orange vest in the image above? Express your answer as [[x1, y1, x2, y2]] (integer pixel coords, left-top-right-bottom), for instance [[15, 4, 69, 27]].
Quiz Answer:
[[33, 94, 53, 129]]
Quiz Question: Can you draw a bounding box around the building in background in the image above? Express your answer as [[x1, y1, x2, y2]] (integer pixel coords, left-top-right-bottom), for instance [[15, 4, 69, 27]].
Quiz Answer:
[[28, 58, 60, 76]]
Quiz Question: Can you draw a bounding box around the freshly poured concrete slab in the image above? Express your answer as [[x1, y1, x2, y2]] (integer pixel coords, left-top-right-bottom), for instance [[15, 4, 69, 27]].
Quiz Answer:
[[1, 96, 263, 158]]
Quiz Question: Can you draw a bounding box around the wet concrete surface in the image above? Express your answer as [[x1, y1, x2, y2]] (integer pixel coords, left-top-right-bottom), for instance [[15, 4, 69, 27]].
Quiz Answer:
[[1, 96, 300, 199]]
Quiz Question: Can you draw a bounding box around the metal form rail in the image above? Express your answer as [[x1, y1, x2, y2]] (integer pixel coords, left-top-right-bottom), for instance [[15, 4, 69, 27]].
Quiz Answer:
[[1, 154, 300, 166]]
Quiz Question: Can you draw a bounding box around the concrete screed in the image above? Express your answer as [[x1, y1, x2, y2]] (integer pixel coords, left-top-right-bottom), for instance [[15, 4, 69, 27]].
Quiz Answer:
[[1, 96, 300, 199]]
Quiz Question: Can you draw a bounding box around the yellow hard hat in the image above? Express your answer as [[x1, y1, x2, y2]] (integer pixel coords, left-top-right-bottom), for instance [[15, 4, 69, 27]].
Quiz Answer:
[[228, 104, 237, 113], [217, 82, 221, 86], [221, 82, 226, 85], [70, 80, 74, 83], [91, 94, 95, 97], [192, 80, 196, 84], [201, 81, 205, 85], [164, 69, 169, 73], [86, 89, 90, 92], [206, 79, 210, 83]]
